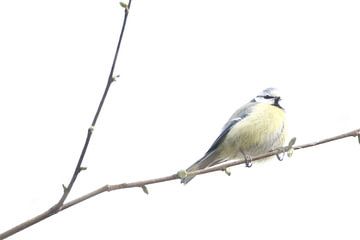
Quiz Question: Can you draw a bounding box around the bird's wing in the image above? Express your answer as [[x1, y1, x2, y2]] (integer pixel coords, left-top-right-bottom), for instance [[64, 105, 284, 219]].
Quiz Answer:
[[181, 102, 256, 184], [205, 102, 256, 155], [205, 117, 243, 154]]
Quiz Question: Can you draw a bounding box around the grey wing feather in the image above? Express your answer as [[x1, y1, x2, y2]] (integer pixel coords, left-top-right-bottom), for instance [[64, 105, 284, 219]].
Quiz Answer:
[[181, 102, 256, 184], [205, 117, 242, 154], [223, 102, 256, 130], [205, 102, 256, 154]]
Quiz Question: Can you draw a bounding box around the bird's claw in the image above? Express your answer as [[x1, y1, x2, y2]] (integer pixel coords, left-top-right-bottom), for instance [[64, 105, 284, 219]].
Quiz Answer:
[[245, 155, 253, 167], [276, 148, 286, 161], [276, 137, 296, 161]]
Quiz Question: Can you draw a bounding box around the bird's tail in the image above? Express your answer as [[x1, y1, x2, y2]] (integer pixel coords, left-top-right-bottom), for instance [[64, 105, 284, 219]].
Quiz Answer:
[[181, 150, 220, 185]]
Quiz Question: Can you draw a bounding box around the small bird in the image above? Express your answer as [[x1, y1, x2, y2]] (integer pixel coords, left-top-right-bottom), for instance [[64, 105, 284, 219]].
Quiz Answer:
[[181, 88, 287, 184]]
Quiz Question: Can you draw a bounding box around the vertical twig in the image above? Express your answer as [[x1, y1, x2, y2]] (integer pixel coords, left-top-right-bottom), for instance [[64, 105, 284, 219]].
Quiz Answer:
[[56, 0, 132, 209], [0, 1, 133, 239]]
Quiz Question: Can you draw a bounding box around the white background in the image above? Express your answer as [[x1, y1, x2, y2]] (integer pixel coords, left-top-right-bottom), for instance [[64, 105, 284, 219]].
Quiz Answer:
[[0, 0, 359, 239]]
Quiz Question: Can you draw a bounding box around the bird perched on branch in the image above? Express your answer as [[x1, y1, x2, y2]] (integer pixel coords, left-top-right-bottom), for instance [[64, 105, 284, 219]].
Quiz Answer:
[[181, 88, 287, 184]]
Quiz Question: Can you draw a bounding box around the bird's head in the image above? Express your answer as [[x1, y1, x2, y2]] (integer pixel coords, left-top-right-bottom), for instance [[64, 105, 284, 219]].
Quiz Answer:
[[252, 88, 284, 109]]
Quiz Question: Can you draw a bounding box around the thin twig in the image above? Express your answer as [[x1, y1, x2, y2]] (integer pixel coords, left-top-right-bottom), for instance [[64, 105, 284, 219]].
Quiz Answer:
[[0, 1, 132, 239]]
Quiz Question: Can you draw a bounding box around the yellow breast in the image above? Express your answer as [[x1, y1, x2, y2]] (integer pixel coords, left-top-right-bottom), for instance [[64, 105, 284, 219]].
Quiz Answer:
[[222, 103, 286, 156]]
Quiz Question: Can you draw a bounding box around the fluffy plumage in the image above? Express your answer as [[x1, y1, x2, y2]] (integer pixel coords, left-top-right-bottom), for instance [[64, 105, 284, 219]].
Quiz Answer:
[[181, 88, 287, 184]]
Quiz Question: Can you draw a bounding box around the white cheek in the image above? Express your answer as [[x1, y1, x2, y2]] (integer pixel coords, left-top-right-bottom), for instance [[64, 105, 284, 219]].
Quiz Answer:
[[255, 97, 274, 104]]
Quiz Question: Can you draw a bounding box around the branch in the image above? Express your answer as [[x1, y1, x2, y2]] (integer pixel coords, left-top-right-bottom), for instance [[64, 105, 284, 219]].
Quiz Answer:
[[0, 1, 132, 239], [0, 2, 358, 238], [60, 128, 359, 211], [3, 129, 358, 239]]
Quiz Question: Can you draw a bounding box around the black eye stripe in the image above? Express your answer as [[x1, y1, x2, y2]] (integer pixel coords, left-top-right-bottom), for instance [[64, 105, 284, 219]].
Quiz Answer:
[[259, 95, 274, 99]]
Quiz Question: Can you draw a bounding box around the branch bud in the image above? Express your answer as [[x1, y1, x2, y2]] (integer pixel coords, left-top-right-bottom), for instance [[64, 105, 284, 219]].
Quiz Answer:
[[119, 2, 129, 11], [89, 126, 95, 133], [141, 185, 149, 194], [288, 137, 296, 149], [80, 166, 87, 171], [224, 168, 231, 176], [111, 75, 120, 82], [177, 170, 188, 179]]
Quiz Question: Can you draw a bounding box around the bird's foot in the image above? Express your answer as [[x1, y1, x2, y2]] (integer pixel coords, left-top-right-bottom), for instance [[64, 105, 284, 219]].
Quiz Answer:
[[276, 147, 286, 161], [244, 154, 253, 168], [275, 137, 297, 161]]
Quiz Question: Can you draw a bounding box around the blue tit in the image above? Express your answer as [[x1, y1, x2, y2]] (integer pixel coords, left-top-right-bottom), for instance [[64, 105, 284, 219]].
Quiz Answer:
[[181, 87, 287, 184]]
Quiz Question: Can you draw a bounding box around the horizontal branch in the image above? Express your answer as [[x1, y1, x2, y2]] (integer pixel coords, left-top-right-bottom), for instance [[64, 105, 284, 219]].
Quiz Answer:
[[1, 128, 359, 239], [61, 128, 359, 210]]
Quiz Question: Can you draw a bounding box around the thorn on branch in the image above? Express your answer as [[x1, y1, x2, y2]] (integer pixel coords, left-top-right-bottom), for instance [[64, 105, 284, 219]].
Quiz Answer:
[[62, 184, 68, 192], [141, 185, 149, 194]]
